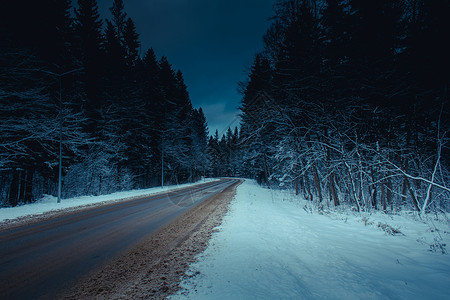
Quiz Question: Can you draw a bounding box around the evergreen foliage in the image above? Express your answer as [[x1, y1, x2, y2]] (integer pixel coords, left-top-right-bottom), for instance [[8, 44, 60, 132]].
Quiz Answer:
[[1, 0, 448, 216], [0, 0, 209, 206], [238, 0, 450, 214]]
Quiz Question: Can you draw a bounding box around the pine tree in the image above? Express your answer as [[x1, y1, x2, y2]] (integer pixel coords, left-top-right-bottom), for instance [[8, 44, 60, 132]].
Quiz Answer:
[[239, 54, 274, 182], [0, 0, 214, 205], [404, 0, 450, 86], [137, 48, 164, 184], [237, 0, 450, 212], [110, 0, 127, 41], [207, 131, 222, 177], [123, 18, 140, 68], [74, 0, 104, 108], [104, 19, 126, 77], [190, 108, 209, 179]]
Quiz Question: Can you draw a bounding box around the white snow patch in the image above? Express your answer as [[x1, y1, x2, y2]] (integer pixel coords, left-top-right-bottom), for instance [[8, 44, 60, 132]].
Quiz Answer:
[[173, 179, 450, 300], [0, 178, 219, 223]]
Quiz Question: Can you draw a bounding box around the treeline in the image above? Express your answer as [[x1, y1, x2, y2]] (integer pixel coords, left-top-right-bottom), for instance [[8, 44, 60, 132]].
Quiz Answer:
[[235, 0, 449, 214], [207, 128, 240, 178], [0, 0, 208, 206]]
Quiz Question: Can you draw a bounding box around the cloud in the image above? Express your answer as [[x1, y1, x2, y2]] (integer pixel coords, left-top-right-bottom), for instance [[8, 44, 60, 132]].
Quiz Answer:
[[201, 102, 241, 136]]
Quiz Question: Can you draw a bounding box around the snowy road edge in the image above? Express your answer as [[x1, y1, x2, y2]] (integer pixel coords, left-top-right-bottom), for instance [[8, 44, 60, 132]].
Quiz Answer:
[[0, 178, 220, 226]]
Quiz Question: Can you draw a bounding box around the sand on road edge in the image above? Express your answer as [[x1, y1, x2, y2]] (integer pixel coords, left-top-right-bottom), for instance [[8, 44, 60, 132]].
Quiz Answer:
[[61, 179, 242, 299]]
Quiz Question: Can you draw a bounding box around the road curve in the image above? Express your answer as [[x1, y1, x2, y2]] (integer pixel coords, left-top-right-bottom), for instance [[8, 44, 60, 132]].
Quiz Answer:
[[0, 178, 239, 300]]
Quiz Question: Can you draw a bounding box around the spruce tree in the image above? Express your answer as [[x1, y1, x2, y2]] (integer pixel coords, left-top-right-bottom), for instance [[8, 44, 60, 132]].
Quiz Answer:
[[74, 0, 104, 118], [124, 18, 141, 68], [110, 0, 127, 41]]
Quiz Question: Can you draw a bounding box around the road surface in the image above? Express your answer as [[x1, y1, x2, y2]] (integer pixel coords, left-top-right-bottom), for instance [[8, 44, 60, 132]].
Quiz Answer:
[[0, 178, 239, 299]]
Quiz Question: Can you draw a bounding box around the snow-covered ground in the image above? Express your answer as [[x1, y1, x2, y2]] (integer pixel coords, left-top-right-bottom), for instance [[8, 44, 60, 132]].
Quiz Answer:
[[0, 178, 218, 223], [173, 180, 450, 300]]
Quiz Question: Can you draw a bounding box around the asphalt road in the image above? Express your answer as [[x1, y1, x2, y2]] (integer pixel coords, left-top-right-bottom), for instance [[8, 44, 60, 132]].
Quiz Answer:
[[0, 178, 238, 300]]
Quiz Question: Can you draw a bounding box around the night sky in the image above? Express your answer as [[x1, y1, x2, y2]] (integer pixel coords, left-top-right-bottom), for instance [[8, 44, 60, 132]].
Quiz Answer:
[[93, 0, 276, 136]]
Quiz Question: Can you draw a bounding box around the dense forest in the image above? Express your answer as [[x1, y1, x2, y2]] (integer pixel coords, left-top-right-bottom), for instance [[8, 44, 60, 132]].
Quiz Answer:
[[214, 0, 449, 214], [0, 0, 208, 206], [1, 0, 449, 215]]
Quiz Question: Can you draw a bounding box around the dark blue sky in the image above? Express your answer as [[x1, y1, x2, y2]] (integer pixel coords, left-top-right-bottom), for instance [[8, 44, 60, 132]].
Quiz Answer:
[[94, 0, 276, 136]]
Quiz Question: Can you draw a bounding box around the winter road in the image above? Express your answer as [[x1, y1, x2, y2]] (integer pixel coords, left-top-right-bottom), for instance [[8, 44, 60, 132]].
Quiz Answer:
[[0, 178, 239, 299]]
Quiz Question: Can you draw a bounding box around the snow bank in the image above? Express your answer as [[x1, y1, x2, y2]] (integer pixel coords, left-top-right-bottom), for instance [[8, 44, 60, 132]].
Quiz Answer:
[[173, 180, 450, 300], [0, 178, 218, 223]]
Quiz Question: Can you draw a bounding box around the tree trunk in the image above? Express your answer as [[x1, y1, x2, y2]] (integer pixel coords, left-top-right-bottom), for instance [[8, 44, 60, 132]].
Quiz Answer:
[[312, 163, 322, 202], [358, 179, 362, 207], [98, 175, 103, 195], [345, 163, 361, 212], [381, 181, 387, 212], [304, 172, 313, 201], [404, 176, 420, 212], [9, 168, 20, 207], [263, 153, 269, 188], [386, 175, 393, 211], [330, 173, 340, 206], [371, 168, 377, 209], [24, 168, 34, 203], [299, 175, 305, 197], [18, 169, 26, 203], [401, 176, 408, 206]]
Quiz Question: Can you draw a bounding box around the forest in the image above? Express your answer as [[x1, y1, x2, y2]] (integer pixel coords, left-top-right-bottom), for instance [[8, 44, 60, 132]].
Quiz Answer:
[[210, 0, 449, 215], [0, 0, 209, 206], [1, 0, 449, 215]]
